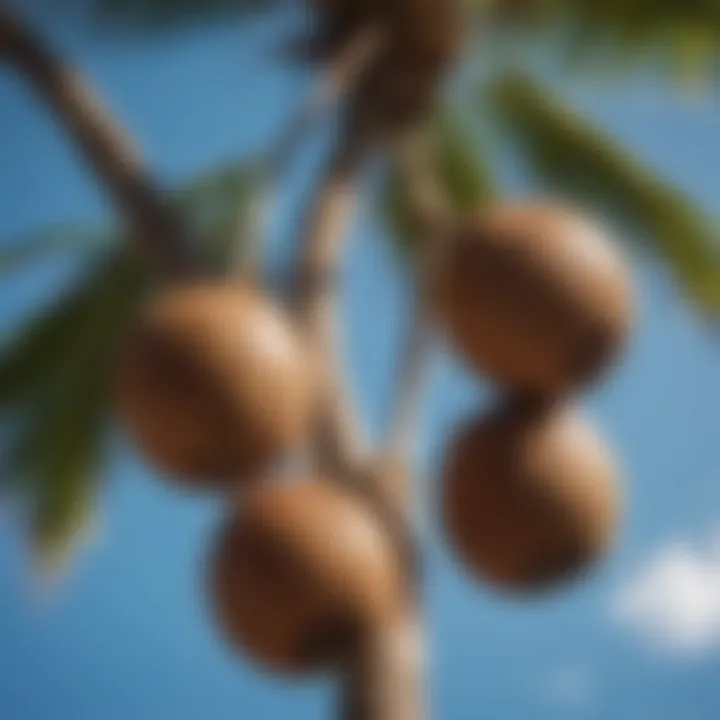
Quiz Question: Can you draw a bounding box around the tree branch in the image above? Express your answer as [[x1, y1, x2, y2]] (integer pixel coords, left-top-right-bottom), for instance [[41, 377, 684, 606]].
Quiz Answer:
[[0, 9, 195, 277]]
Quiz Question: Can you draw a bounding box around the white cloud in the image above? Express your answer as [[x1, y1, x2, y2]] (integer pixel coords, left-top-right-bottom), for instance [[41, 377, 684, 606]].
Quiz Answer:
[[611, 531, 720, 656], [543, 666, 595, 709]]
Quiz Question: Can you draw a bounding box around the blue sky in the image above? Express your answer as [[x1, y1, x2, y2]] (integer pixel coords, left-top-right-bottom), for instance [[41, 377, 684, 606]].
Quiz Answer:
[[1, 5, 720, 719]]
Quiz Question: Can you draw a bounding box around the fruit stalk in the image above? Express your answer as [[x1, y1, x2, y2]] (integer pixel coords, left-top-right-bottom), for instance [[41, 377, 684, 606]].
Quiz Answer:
[[393, 129, 454, 244], [0, 9, 196, 278], [235, 26, 383, 278], [383, 129, 451, 472], [293, 125, 374, 478]]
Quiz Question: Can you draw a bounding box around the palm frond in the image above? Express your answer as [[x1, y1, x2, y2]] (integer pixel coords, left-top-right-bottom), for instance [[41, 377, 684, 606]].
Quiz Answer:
[[0, 256, 126, 410], [486, 0, 720, 79], [1, 251, 149, 562], [489, 72, 720, 315]]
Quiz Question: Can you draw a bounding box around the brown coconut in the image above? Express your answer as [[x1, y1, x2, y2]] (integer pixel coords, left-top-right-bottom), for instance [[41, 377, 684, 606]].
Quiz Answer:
[[306, 0, 461, 132], [209, 480, 404, 674], [350, 0, 462, 133], [442, 400, 622, 594], [115, 282, 311, 487], [431, 204, 635, 397]]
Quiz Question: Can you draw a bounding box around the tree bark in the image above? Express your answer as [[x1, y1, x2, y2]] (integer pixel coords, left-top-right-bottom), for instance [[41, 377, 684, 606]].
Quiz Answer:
[[0, 10, 195, 277]]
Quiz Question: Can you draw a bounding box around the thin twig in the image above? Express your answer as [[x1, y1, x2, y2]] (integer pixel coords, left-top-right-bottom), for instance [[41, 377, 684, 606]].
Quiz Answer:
[[233, 26, 384, 278], [0, 10, 196, 279], [384, 300, 435, 466], [393, 129, 454, 241], [293, 124, 376, 477], [382, 130, 452, 469]]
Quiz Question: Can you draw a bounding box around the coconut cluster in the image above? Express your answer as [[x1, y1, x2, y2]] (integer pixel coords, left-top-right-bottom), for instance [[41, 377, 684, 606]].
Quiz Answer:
[[432, 203, 634, 594], [113, 195, 634, 674], [114, 278, 407, 674], [113, 16, 634, 664]]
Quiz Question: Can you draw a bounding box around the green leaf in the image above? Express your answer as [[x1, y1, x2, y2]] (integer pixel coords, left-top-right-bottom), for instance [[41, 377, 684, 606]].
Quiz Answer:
[[1, 251, 149, 560], [381, 108, 497, 261], [430, 112, 497, 213], [490, 0, 720, 78], [489, 71, 720, 315], [0, 251, 142, 409], [0, 273, 114, 410], [25, 383, 107, 568]]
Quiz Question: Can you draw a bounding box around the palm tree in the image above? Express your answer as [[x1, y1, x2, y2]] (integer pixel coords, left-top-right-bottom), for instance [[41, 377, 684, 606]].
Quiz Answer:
[[1, 1, 718, 717]]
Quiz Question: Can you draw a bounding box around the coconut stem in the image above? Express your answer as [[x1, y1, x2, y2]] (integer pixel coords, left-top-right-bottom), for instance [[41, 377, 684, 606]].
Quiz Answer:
[[293, 121, 376, 478], [393, 129, 454, 244], [0, 9, 197, 279], [234, 26, 383, 279], [382, 130, 451, 480]]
